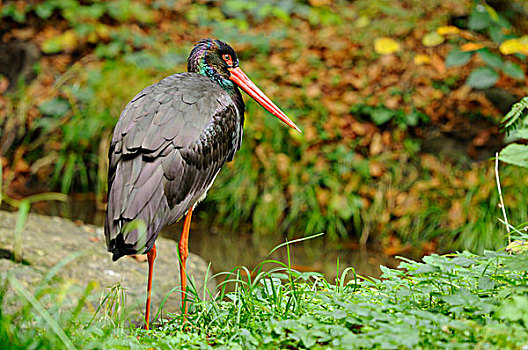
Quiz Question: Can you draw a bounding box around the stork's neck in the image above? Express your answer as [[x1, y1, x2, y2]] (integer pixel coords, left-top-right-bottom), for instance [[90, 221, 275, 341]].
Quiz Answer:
[[200, 64, 237, 93], [188, 57, 245, 117]]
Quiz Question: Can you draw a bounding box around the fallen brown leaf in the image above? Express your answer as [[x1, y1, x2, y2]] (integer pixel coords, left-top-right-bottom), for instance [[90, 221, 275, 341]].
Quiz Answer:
[[369, 161, 385, 177], [14, 158, 30, 173], [130, 255, 148, 263], [369, 133, 383, 156]]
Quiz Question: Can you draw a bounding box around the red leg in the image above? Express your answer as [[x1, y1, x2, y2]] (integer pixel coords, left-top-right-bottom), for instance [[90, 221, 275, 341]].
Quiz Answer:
[[144, 243, 157, 330], [179, 207, 193, 317]]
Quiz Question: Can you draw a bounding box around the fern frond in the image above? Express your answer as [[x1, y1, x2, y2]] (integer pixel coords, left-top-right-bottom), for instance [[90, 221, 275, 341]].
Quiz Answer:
[[501, 96, 528, 134]]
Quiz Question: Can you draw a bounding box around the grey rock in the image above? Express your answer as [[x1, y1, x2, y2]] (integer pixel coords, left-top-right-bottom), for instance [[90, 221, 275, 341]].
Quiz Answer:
[[0, 210, 215, 321]]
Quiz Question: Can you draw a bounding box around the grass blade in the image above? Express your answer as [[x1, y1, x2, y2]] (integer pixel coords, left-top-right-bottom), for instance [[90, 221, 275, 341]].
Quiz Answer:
[[266, 232, 324, 257], [13, 199, 30, 263], [9, 277, 76, 350], [0, 160, 2, 207]]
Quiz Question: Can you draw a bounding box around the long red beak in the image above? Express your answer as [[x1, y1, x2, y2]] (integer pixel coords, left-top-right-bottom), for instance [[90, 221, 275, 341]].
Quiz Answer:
[[228, 67, 301, 133]]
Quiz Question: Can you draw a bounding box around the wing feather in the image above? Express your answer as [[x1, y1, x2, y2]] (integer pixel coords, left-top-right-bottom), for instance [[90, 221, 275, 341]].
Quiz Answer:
[[105, 72, 242, 261]]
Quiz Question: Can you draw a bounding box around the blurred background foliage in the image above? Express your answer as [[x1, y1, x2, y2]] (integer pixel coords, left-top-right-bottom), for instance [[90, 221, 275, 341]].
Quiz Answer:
[[1, 0, 528, 255]]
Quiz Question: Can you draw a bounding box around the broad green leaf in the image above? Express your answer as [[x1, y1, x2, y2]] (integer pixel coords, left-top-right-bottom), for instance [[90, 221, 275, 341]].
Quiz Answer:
[[410, 263, 436, 275], [499, 143, 528, 168], [441, 289, 479, 306], [489, 25, 505, 43], [468, 8, 490, 31], [495, 12, 513, 29], [497, 295, 528, 323], [466, 67, 499, 89], [478, 49, 503, 69], [451, 257, 475, 267], [78, 3, 105, 19], [478, 276, 496, 290], [34, 2, 56, 18], [404, 111, 419, 126], [503, 61, 525, 80], [446, 50, 472, 67], [332, 309, 347, 320], [1, 3, 27, 22], [371, 109, 393, 125], [39, 98, 70, 117]]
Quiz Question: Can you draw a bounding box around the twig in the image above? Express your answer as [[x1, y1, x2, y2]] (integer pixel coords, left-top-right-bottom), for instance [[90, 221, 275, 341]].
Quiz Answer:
[[495, 153, 510, 244]]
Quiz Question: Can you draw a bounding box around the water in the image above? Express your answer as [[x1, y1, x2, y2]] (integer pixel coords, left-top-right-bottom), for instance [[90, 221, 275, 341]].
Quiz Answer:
[[25, 194, 398, 280]]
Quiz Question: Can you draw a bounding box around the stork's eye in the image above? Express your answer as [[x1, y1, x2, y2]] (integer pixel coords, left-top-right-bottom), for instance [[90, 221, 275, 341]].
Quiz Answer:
[[222, 54, 233, 66]]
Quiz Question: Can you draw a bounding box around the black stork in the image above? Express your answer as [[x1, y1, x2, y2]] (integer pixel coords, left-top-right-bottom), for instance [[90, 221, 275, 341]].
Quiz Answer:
[[104, 38, 301, 329]]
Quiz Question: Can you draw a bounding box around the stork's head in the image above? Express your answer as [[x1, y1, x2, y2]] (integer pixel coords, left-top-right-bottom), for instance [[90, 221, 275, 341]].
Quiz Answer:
[[188, 38, 301, 133], [188, 39, 239, 82]]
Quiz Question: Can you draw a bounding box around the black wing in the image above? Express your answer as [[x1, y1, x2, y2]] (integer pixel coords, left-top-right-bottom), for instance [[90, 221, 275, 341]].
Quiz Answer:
[[105, 73, 242, 261]]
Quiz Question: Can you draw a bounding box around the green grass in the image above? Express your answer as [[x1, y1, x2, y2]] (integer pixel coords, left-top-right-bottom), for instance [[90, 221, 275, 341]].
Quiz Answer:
[[2, 231, 528, 349], [129, 247, 528, 349]]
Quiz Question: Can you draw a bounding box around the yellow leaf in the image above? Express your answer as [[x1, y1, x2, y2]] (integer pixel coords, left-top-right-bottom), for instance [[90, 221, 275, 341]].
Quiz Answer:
[[41, 30, 78, 54], [414, 54, 430, 65], [86, 32, 98, 44], [354, 15, 370, 29], [374, 37, 400, 55], [59, 30, 77, 51], [484, 4, 499, 22], [436, 26, 460, 35], [422, 32, 444, 47], [308, 0, 331, 6], [499, 37, 528, 55], [95, 24, 111, 40], [460, 42, 484, 52], [506, 239, 528, 254]]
